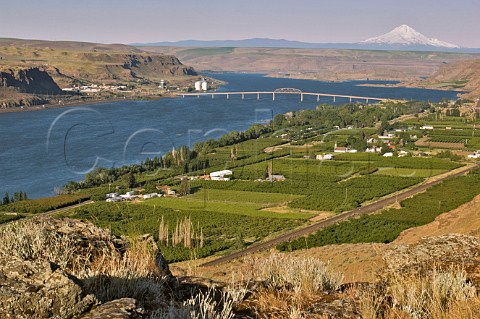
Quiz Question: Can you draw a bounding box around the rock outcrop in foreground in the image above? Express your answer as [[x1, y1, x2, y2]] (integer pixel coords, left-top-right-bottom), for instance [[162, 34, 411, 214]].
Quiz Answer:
[[0, 216, 479, 318], [0, 217, 171, 318]]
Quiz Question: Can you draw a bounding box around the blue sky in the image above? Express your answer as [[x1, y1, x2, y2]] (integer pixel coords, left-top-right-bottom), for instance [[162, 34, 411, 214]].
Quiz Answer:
[[2, 0, 479, 47]]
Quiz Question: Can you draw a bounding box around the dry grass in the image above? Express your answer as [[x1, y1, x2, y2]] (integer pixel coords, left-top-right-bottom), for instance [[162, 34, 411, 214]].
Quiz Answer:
[[149, 283, 247, 319], [357, 267, 478, 319], [0, 218, 166, 310], [82, 239, 165, 308], [234, 253, 343, 317], [0, 218, 87, 271]]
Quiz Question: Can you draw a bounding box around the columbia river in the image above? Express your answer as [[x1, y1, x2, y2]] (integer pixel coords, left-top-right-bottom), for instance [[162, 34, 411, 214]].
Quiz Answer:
[[0, 73, 459, 198]]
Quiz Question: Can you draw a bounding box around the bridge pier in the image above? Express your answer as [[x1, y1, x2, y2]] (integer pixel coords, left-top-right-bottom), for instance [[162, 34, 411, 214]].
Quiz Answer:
[[317, 95, 320, 102], [349, 97, 352, 103], [366, 98, 369, 104], [333, 96, 336, 102], [227, 93, 229, 100], [300, 93, 304, 102], [257, 93, 260, 100], [272, 92, 275, 101], [242, 93, 244, 100]]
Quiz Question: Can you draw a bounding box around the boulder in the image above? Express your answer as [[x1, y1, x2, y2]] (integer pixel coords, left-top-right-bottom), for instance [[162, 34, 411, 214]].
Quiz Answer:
[[0, 254, 96, 318], [382, 234, 480, 286], [81, 298, 144, 319]]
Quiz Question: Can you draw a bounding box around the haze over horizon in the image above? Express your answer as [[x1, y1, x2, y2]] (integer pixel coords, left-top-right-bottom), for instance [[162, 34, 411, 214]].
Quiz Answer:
[[2, 0, 480, 47]]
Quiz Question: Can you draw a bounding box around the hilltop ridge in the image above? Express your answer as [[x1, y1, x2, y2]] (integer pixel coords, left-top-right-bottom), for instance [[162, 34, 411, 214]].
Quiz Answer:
[[0, 37, 198, 110]]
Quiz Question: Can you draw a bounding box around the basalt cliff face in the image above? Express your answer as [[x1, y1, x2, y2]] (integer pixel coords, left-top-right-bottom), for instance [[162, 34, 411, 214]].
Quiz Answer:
[[80, 53, 197, 83], [0, 67, 63, 95]]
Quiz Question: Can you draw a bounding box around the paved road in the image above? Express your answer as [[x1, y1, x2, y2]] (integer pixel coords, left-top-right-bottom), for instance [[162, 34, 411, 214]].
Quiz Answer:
[[201, 163, 479, 267]]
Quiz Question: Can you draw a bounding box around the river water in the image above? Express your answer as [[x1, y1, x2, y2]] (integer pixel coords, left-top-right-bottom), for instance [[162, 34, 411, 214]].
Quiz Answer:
[[0, 73, 459, 198]]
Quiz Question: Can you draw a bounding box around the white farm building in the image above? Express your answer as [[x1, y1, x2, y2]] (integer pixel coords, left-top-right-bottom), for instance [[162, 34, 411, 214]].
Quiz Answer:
[[209, 170, 233, 181]]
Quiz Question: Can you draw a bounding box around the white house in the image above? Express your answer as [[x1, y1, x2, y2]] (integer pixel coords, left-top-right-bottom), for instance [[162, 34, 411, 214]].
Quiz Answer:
[[143, 193, 159, 199], [316, 154, 334, 160], [267, 174, 286, 182], [365, 147, 381, 153], [333, 143, 357, 153], [210, 170, 233, 181], [120, 191, 138, 200], [106, 197, 122, 203], [420, 125, 434, 130], [105, 192, 122, 202], [378, 135, 393, 140]]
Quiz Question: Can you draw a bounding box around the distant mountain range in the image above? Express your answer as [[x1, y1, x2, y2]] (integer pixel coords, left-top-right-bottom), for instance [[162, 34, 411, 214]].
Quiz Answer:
[[134, 25, 480, 53]]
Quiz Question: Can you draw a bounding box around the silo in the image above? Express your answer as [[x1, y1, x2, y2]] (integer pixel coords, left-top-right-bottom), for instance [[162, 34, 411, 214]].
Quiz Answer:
[[194, 80, 202, 91], [201, 80, 208, 91]]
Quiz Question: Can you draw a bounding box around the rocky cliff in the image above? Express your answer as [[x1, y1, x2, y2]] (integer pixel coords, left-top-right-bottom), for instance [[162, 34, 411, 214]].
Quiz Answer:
[[424, 59, 480, 99], [0, 38, 199, 109], [0, 67, 63, 95], [0, 216, 479, 318], [79, 53, 197, 82]]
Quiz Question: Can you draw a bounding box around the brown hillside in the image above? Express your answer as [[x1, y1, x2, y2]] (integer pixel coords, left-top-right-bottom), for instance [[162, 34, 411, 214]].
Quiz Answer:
[[394, 194, 480, 244], [0, 37, 142, 53], [421, 59, 480, 99], [0, 38, 197, 89], [140, 46, 480, 82]]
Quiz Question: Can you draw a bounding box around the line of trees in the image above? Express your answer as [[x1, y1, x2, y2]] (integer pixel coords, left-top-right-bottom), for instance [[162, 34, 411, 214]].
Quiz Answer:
[[1, 191, 28, 205], [62, 101, 430, 193]]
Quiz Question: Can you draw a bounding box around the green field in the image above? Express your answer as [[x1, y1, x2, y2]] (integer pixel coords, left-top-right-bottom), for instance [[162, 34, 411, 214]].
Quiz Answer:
[[143, 191, 313, 220], [186, 188, 302, 205], [70, 201, 304, 262], [278, 168, 480, 251], [189, 157, 424, 212], [1, 194, 91, 214], [375, 167, 448, 177]]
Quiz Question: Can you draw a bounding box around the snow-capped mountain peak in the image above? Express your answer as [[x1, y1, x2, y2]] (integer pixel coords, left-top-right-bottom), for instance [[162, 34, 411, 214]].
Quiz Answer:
[[360, 24, 459, 48]]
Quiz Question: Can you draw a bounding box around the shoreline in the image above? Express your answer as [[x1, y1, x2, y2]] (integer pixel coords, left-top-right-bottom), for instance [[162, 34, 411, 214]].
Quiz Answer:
[[262, 72, 467, 96], [0, 94, 173, 115], [0, 76, 226, 115]]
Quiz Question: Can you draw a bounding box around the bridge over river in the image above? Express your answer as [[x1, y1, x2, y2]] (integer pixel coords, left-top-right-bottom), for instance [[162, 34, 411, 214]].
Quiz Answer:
[[182, 88, 394, 103]]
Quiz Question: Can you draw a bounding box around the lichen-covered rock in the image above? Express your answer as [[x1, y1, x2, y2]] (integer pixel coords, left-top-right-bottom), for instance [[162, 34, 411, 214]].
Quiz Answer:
[[81, 298, 144, 319], [0, 217, 172, 318], [309, 296, 360, 318], [32, 216, 127, 254], [382, 234, 480, 286], [0, 254, 97, 318]]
